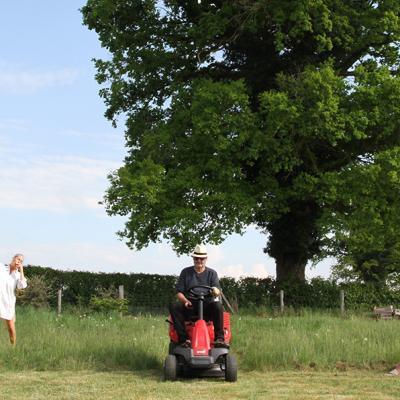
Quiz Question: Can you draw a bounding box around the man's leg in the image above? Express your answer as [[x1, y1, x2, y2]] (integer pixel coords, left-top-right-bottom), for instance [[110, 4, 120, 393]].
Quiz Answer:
[[169, 302, 190, 343], [204, 301, 224, 341]]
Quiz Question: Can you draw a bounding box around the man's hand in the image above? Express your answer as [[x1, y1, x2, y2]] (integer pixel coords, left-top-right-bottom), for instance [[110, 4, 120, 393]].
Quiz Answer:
[[177, 292, 192, 308], [184, 300, 193, 308], [211, 287, 220, 297]]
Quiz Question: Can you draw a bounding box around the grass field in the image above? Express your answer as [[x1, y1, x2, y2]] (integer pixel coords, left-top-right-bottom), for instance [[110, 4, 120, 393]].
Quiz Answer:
[[2, 307, 400, 371], [1, 370, 400, 400], [2, 307, 400, 398]]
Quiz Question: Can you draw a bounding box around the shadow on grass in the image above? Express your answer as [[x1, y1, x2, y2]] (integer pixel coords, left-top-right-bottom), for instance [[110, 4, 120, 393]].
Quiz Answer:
[[90, 349, 229, 383], [82, 343, 163, 372]]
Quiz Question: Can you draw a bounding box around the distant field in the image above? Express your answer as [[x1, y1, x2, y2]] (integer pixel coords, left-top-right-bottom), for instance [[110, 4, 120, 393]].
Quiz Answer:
[[2, 307, 400, 372]]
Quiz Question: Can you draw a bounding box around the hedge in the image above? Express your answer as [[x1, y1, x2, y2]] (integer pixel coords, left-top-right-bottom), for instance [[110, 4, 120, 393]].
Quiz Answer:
[[23, 265, 400, 311]]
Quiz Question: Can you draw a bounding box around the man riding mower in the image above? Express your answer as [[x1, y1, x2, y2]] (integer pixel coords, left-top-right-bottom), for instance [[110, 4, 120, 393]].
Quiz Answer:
[[164, 245, 237, 381]]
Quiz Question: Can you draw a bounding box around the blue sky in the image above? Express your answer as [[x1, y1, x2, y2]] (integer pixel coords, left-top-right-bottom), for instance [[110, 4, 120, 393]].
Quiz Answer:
[[0, 1, 334, 279]]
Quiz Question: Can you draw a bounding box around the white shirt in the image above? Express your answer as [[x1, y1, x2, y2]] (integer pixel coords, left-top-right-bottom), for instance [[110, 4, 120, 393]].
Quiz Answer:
[[0, 262, 28, 320]]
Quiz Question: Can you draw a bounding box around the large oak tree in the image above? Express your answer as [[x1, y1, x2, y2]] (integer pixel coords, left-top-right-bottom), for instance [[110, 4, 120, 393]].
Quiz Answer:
[[82, 0, 400, 282]]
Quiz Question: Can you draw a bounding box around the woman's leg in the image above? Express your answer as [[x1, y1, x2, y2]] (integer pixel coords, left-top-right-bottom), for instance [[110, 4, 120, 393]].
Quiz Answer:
[[5, 318, 16, 345]]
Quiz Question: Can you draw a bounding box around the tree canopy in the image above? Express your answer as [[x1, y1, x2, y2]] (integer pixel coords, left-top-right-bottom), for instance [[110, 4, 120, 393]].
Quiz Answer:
[[320, 147, 400, 285], [82, 0, 400, 282]]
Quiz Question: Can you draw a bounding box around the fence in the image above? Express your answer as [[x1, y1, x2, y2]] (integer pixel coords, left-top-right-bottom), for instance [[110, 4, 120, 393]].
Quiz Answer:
[[53, 286, 369, 316]]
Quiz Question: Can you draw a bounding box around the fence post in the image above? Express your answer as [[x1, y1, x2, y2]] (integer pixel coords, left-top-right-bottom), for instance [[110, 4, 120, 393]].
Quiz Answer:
[[340, 290, 345, 315], [280, 290, 284, 313], [57, 288, 62, 316], [119, 285, 124, 317]]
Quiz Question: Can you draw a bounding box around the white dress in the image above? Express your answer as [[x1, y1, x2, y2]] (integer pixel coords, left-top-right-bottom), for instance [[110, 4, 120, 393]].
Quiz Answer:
[[0, 263, 28, 320]]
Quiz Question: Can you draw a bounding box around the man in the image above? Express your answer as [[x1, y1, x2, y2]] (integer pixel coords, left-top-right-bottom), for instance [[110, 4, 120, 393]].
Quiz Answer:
[[169, 244, 225, 347]]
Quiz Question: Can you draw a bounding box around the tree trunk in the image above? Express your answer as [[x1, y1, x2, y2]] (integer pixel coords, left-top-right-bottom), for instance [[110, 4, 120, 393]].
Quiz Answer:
[[266, 201, 322, 283], [275, 253, 307, 283]]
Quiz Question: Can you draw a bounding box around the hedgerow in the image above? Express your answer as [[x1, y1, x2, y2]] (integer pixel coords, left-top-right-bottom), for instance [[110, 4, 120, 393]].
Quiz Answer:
[[23, 266, 400, 311]]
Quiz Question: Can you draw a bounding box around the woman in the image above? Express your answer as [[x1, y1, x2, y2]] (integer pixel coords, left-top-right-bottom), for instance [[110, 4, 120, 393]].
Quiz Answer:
[[0, 254, 28, 345]]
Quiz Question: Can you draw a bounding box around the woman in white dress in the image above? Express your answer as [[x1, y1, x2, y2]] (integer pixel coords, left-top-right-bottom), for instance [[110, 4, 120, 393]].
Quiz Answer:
[[0, 254, 28, 345]]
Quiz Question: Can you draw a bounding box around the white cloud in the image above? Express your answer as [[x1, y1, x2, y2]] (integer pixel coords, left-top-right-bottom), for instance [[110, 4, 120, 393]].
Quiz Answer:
[[218, 263, 269, 280], [217, 264, 246, 279], [0, 242, 181, 275], [251, 263, 270, 278], [0, 155, 120, 212], [60, 129, 115, 141], [207, 245, 224, 264], [0, 68, 79, 93], [0, 240, 273, 279], [58, 128, 125, 152], [0, 117, 28, 132]]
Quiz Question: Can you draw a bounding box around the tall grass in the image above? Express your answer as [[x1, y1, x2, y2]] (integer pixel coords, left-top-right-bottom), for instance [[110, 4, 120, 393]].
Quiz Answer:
[[1, 307, 400, 372], [1, 307, 166, 371], [234, 310, 400, 371]]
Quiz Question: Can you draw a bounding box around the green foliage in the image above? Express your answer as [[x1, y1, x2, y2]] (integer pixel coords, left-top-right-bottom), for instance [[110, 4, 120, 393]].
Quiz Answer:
[[81, 1, 400, 283], [24, 265, 400, 312], [16, 275, 52, 308], [89, 297, 128, 314], [318, 147, 400, 284], [89, 286, 129, 314], [25, 266, 177, 310]]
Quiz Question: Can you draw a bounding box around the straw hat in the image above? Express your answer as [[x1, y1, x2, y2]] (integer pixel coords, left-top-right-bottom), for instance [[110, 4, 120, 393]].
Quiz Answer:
[[191, 244, 208, 258]]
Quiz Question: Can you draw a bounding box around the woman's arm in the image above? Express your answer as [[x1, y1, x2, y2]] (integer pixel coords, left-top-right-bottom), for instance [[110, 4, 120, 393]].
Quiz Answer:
[[16, 265, 28, 289]]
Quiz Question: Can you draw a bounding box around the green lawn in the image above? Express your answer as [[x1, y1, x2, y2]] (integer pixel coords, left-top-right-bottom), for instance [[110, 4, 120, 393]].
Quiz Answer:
[[3, 307, 400, 372], [1, 370, 400, 400], [2, 307, 400, 399]]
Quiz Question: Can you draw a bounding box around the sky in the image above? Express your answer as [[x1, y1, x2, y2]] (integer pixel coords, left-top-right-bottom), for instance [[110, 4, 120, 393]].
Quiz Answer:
[[0, 1, 335, 280]]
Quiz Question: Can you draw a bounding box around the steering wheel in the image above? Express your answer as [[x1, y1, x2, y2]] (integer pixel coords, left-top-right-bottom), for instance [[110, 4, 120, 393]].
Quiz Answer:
[[187, 285, 213, 300]]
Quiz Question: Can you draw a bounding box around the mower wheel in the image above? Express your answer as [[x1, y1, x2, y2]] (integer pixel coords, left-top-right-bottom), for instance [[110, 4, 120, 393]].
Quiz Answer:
[[164, 354, 178, 381], [224, 353, 237, 382], [168, 342, 178, 354]]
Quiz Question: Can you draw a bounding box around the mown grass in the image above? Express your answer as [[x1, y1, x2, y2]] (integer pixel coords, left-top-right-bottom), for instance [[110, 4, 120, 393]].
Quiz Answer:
[[1, 307, 400, 372], [1, 370, 400, 400]]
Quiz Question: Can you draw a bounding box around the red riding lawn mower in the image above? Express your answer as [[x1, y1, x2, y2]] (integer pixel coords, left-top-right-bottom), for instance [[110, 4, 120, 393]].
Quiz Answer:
[[164, 285, 237, 382]]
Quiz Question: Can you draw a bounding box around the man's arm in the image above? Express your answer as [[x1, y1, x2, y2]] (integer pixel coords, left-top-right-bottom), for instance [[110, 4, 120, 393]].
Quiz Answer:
[[210, 270, 221, 288], [176, 292, 192, 308], [175, 268, 192, 308], [209, 270, 221, 298]]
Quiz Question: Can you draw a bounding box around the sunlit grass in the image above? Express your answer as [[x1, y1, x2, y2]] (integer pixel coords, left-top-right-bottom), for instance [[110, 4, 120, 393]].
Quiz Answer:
[[233, 311, 400, 371], [2, 370, 400, 400], [1, 307, 166, 371], [1, 307, 400, 372]]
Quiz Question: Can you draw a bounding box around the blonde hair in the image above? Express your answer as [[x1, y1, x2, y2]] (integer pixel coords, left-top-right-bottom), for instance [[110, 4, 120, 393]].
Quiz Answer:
[[9, 253, 24, 271]]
